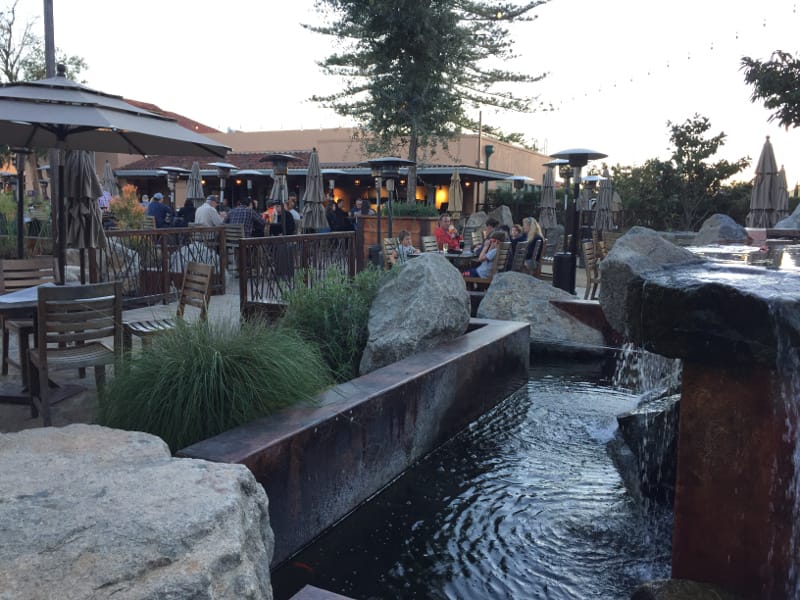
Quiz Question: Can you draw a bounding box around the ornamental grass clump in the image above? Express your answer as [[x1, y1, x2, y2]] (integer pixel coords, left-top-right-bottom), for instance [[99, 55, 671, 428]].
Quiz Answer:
[[99, 318, 332, 453], [280, 266, 389, 383]]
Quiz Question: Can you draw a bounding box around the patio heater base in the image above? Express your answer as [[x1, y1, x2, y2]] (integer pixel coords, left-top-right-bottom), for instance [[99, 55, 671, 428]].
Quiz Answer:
[[552, 252, 576, 295]]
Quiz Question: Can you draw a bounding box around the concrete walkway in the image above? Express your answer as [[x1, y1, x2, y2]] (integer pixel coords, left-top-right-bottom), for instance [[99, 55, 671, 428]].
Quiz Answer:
[[0, 267, 590, 434]]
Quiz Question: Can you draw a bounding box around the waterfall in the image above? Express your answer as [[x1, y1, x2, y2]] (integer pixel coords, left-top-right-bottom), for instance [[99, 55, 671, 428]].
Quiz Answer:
[[612, 342, 682, 398]]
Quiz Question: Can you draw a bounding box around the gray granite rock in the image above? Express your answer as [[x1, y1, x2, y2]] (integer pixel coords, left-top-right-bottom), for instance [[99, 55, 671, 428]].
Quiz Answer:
[[632, 578, 748, 599], [599, 226, 705, 338], [693, 213, 749, 246], [0, 424, 274, 600], [774, 202, 800, 229], [360, 253, 470, 374], [477, 271, 605, 354], [487, 205, 513, 229]]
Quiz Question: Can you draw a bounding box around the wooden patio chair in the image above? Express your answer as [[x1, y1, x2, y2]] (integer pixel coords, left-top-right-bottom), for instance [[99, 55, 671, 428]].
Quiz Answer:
[[142, 215, 156, 230], [463, 241, 511, 291], [224, 223, 245, 270], [510, 240, 529, 272], [28, 281, 122, 426], [123, 261, 214, 353], [1, 257, 56, 396], [421, 235, 438, 253], [581, 239, 601, 300], [382, 237, 399, 270]]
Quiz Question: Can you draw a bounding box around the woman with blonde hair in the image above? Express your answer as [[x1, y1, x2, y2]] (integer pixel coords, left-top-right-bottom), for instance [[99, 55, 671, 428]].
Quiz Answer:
[[522, 217, 545, 272]]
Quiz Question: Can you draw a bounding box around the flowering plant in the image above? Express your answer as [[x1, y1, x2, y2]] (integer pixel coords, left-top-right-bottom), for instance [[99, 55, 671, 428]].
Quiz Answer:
[[109, 184, 146, 229]]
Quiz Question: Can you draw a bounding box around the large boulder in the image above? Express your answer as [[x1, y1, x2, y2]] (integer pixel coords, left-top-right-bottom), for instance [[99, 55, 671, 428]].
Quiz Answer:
[[477, 271, 605, 354], [360, 253, 470, 374], [0, 425, 274, 600], [693, 213, 749, 246], [774, 202, 800, 229], [599, 227, 705, 338], [464, 211, 487, 231], [487, 205, 513, 229]]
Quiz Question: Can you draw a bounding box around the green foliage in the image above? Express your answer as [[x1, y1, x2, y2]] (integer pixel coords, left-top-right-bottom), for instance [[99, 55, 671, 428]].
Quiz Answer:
[[382, 202, 439, 218], [99, 319, 332, 453], [280, 266, 390, 382], [610, 115, 749, 231], [308, 0, 548, 200], [741, 50, 800, 130]]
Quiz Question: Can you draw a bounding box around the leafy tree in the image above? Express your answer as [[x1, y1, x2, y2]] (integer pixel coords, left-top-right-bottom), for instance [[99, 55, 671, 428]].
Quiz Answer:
[[741, 50, 800, 129], [667, 115, 749, 230], [308, 0, 548, 201]]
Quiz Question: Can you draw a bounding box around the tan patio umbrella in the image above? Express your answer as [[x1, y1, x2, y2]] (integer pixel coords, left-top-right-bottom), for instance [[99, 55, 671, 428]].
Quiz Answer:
[[747, 136, 783, 228], [593, 168, 615, 232], [186, 161, 204, 201], [448, 168, 463, 214], [775, 165, 790, 223], [539, 166, 558, 230], [301, 148, 329, 231], [101, 160, 116, 197]]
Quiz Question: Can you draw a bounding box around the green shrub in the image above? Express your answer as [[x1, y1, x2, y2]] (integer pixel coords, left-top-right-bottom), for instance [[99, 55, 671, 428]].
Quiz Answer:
[[99, 318, 332, 453], [280, 266, 389, 382]]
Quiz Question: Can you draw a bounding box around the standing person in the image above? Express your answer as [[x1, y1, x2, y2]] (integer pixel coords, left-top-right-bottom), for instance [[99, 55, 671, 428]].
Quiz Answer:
[[146, 192, 174, 228], [287, 194, 302, 230], [522, 216, 545, 271], [224, 196, 266, 237], [433, 213, 462, 251], [194, 195, 224, 227]]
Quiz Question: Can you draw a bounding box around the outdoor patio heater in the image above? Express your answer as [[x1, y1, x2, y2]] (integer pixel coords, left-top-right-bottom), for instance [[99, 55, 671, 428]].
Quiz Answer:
[[549, 148, 606, 295], [208, 162, 238, 208], [261, 154, 300, 235], [361, 157, 415, 241], [160, 166, 190, 209]]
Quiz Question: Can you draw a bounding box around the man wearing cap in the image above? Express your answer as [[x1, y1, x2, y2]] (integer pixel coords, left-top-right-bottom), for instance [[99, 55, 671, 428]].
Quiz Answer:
[[224, 196, 266, 237], [145, 192, 174, 228], [195, 195, 225, 227]]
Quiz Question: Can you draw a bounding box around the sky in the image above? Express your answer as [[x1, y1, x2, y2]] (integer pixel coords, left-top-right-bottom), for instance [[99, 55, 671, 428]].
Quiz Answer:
[[11, 0, 800, 186]]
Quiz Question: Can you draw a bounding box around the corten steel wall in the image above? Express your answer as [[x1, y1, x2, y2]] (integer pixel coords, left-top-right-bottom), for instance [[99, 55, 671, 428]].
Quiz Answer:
[[179, 319, 530, 566]]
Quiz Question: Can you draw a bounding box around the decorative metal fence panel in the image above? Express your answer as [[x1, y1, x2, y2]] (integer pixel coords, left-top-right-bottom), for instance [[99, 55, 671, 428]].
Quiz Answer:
[[238, 232, 356, 313], [93, 226, 226, 306]]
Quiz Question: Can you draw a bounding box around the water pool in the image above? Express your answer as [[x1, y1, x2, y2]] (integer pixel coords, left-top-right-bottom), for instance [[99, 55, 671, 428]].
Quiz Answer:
[[272, 358, 672, 599]]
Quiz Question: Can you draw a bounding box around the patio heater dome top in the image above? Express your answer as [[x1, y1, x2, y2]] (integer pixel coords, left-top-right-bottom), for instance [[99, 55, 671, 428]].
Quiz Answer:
[[160, 165, 191, 174], [550, 148, 608, 167], [208, 161, 238, 170], [542, 158, 570, 167], [259, 153, 301, 164], [233, 169, 265, 176]]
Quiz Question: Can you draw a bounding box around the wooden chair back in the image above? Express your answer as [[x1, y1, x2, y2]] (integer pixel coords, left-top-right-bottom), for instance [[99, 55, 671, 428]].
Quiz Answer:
[[581, 239, 601, 300], [0, 257, 56, 293], [383, 237, 398, 269], [511, 240, 529, 272], [602, 231, 623, 253], [177, 262, 214, 320], [142, 215, 156, 230], [36, 281, 122, 353], [470, 229, 483, 250], [421, 235, 438, 253], [494, 241, 512, 275]]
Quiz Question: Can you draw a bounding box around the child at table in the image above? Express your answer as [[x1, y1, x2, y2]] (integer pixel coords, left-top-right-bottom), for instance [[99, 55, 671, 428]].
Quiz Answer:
[[463, 231, 505, 278], [390, 230, 417, 266]]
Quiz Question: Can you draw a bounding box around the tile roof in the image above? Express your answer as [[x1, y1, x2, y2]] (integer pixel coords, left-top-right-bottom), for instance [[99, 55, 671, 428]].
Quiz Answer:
[[124, 99, 222, 135]]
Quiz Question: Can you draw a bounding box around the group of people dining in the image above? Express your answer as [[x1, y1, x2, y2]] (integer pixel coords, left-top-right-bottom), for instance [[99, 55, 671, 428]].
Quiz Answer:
[[389, 213, 546, 278]]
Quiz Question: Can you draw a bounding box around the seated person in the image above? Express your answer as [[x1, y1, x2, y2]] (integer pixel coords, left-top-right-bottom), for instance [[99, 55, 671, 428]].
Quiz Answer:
[[146, 192, 174, 228], [175, 199, 196, 226], [522, 217, 545, 271], [224, 196, 266, 237], [390, 230, 418, 266], [472, 217, 500, 253], [464, 231, 506, 278], [434, 213, 462, 251], [267, 200, 296, 236]]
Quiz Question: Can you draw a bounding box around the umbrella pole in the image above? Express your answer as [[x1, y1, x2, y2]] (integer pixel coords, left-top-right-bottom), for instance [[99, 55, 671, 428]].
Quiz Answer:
[[15, 151, 25, 259], [57, 160, 66, 284]]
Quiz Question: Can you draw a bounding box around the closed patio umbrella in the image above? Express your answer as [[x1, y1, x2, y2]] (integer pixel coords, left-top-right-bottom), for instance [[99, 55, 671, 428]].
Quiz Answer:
[[101, 160, 116, 197], [301, 148, 329, 231], [593, 167, 615, 232], [747, 136, 783, 228], [186, 161, 204, 201], [65, 150, 107, 283], [775, 166, 790, 223], [448, 168, 463, 214], [539, 166, 557, 230]]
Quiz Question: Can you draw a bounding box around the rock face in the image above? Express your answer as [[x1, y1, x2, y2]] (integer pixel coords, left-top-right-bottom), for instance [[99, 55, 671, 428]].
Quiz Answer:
[[0, 425, 274, 600], [487, 205, 513, 229], [775, 202, 800, 229], [477, 271, 605, 354], [693, 213, 749, 246], [360, 253, 470, 374], [631, 579, 749, 600], [598, 226, 705, 338]]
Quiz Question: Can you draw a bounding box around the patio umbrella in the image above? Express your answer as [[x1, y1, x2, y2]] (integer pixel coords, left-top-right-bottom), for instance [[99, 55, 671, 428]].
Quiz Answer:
[[593, 168, 615, 232], [746, 136, 783, 228], [0, 65, 229, 281], [186, 161, 204, 201], [101, 160, 116, 197], [301, 148, 329, 231], [539, 166, 558, 230], [448, 168, 463, 214], [65, 150, 107, 283], [775, 166, 790, 223]]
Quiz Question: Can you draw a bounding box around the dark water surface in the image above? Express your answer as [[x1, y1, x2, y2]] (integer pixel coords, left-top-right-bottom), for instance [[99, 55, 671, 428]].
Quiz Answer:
[[272, 358, 672, 599]]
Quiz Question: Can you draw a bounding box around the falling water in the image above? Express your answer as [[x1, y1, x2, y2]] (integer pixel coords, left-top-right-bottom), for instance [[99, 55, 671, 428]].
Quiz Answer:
[[612, 342, 682, 397]]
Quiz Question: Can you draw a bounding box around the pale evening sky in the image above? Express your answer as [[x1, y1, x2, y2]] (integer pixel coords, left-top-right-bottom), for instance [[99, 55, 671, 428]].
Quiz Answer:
[[11, 0, 800, 186]]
